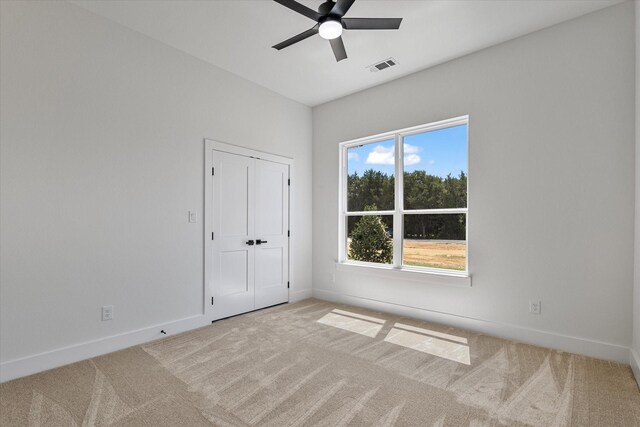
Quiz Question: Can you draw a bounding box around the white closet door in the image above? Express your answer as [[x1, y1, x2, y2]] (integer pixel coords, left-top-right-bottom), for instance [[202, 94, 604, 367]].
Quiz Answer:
[[211, 151, 255, 320], [254, 159, 290, 310], [209, 148, 290, 321]]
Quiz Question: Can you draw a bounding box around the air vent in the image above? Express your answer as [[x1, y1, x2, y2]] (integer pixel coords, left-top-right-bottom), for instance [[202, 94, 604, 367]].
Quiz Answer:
[[368, 58, 398, 72]]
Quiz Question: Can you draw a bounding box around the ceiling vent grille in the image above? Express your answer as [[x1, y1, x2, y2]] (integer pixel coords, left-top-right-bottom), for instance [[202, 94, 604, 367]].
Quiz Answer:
[[368, 58, 398, 72]]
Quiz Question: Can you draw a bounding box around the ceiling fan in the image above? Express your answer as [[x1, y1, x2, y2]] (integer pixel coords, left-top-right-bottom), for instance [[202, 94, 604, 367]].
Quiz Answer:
[[272, 0, 403, 62]]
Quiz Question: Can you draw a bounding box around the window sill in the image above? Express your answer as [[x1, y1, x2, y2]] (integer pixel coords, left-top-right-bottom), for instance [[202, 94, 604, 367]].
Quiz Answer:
[[334, 262, 472, 287]]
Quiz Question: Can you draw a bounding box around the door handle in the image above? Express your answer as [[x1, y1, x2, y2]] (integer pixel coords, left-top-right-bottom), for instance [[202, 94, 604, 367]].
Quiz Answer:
[[256, 239, 268, 245], [246, 240, 255, 246]]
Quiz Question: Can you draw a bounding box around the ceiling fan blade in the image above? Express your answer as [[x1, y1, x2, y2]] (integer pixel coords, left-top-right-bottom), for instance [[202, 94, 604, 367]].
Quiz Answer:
[[330, 36, 347, 62], [273, 0, 321, 21], [342, 18, 403, 30], [272, 25, 319, 50], [330, 0, 356, 17]]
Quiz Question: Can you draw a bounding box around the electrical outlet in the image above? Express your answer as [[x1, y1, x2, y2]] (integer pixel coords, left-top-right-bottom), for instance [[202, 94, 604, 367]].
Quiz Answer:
[[188, 210, 197, 223], [529, 300, 541, 315], [102, 305, 114, 321]]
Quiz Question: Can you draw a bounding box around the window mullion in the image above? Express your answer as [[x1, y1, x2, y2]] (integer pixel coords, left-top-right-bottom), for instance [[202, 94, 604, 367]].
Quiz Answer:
[[339, 145, 347, 262], [346, 210, 394, 216], [393, 134, 403, 268], [402, 208, 468, 215]]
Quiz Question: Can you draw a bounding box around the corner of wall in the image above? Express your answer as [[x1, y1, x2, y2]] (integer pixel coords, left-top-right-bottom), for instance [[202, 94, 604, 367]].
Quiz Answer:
[[290, 289, 313, 302]]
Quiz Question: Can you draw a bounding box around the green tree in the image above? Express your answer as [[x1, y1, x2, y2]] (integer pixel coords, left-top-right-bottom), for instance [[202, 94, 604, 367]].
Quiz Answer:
[[346, 168, 467, 241], [404, 170, 444, 210], [347, 170, 394, 211], [442, 171, 467, 209], [404, 170, 443, 238], [348, 205, 392, 263]]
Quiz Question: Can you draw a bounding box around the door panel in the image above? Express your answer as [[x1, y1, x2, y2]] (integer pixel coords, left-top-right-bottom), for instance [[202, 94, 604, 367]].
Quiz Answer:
[[254, 160, 289, 310], [211, 151, 255, 320], [219, 160, 249, 237], [256, 247, 284, 286], [256, 164, 285, 236], [219, 251, 249, 296]]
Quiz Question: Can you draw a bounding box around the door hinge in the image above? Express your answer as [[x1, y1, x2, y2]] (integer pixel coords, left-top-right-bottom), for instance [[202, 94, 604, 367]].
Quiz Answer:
[[211, 296, 214, 305], [287, 178, 290, 186], [287, 230, 290, 237], [212, 167, 215, 176], [212, 232, 214, 240], [287, 281, 290, 289]]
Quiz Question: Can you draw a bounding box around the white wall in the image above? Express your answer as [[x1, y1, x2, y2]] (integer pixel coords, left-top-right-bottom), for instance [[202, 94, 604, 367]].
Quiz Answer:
[[632, 0, 640, 382], [0, 0, 312, 374], [313, 3, 635, 362]]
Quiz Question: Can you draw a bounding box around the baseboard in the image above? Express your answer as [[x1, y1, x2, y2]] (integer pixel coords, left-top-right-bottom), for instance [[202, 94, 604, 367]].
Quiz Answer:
[[313, 288, 630, 363], [0, 293, 313, 383], [290, 288, 313, 302], [0, 314, 208, 383], [631, 348, 640, 389], [3, 292, 631, 383]]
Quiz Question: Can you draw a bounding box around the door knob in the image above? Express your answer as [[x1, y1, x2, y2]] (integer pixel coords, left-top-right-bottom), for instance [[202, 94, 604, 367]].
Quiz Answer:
[[246, 240, 255, 246], [256, 239, 268, 245]]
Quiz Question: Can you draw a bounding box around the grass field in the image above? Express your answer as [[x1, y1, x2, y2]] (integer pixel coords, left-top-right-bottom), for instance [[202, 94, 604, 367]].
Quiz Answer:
[[347, 239, 466, 271], [402, 240, 466, 271]]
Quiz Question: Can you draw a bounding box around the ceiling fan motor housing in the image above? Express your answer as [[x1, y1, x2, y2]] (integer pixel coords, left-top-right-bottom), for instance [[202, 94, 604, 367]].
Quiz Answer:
[[318, 1, 339, 17]]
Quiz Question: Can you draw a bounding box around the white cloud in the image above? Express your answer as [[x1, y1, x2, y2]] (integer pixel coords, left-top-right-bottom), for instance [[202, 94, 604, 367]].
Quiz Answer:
[[348, 152, 359, 161], [427, 160, 436, 165], [405, 154, 421, 166], [365, 144, 423, 166], [365, 145, 394, 165], [404, 143, 420, 154]]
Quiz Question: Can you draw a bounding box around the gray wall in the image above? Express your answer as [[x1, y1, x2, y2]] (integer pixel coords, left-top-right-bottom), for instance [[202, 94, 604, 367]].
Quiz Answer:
[[633, 0, 640, 378], [0, 1, 312, 363], [312, 3, 635, 359]]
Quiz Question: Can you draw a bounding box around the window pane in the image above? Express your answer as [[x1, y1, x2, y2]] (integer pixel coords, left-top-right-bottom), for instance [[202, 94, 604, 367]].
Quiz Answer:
[[347, 139, 395, 212], [403, 214, 466, 271], [347, 214, 393, 265], [403, 125, 467, 210]]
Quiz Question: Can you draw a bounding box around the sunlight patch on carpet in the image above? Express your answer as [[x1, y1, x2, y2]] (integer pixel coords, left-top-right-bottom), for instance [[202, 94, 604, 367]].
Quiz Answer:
[[317, 310, 386, 337]]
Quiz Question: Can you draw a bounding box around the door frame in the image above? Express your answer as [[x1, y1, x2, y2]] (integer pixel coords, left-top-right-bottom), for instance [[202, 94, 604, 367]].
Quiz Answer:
[[204, 139, 293, 319]]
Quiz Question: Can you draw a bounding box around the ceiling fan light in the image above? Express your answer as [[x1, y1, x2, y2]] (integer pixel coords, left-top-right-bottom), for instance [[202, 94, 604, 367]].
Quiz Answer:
[[319, 20, 343, 40]]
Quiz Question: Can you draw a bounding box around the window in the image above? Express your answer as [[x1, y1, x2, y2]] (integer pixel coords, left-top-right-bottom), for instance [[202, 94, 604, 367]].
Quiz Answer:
[[339, 116, 468, 276]]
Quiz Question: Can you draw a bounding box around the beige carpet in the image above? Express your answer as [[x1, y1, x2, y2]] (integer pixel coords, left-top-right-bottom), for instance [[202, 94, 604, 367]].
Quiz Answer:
[[1, 299, 639, 426]]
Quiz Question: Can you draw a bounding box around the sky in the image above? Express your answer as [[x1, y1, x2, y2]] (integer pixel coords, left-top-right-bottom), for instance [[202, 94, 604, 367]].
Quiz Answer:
[[347, 124, 468, 178]]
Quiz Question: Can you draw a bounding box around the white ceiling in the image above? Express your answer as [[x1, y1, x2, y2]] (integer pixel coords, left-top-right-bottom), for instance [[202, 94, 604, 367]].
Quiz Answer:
[[70, 0, 623, 106]]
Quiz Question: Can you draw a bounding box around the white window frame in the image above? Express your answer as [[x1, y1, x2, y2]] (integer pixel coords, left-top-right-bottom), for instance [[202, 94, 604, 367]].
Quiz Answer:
[[338, 115, 470, 281]]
